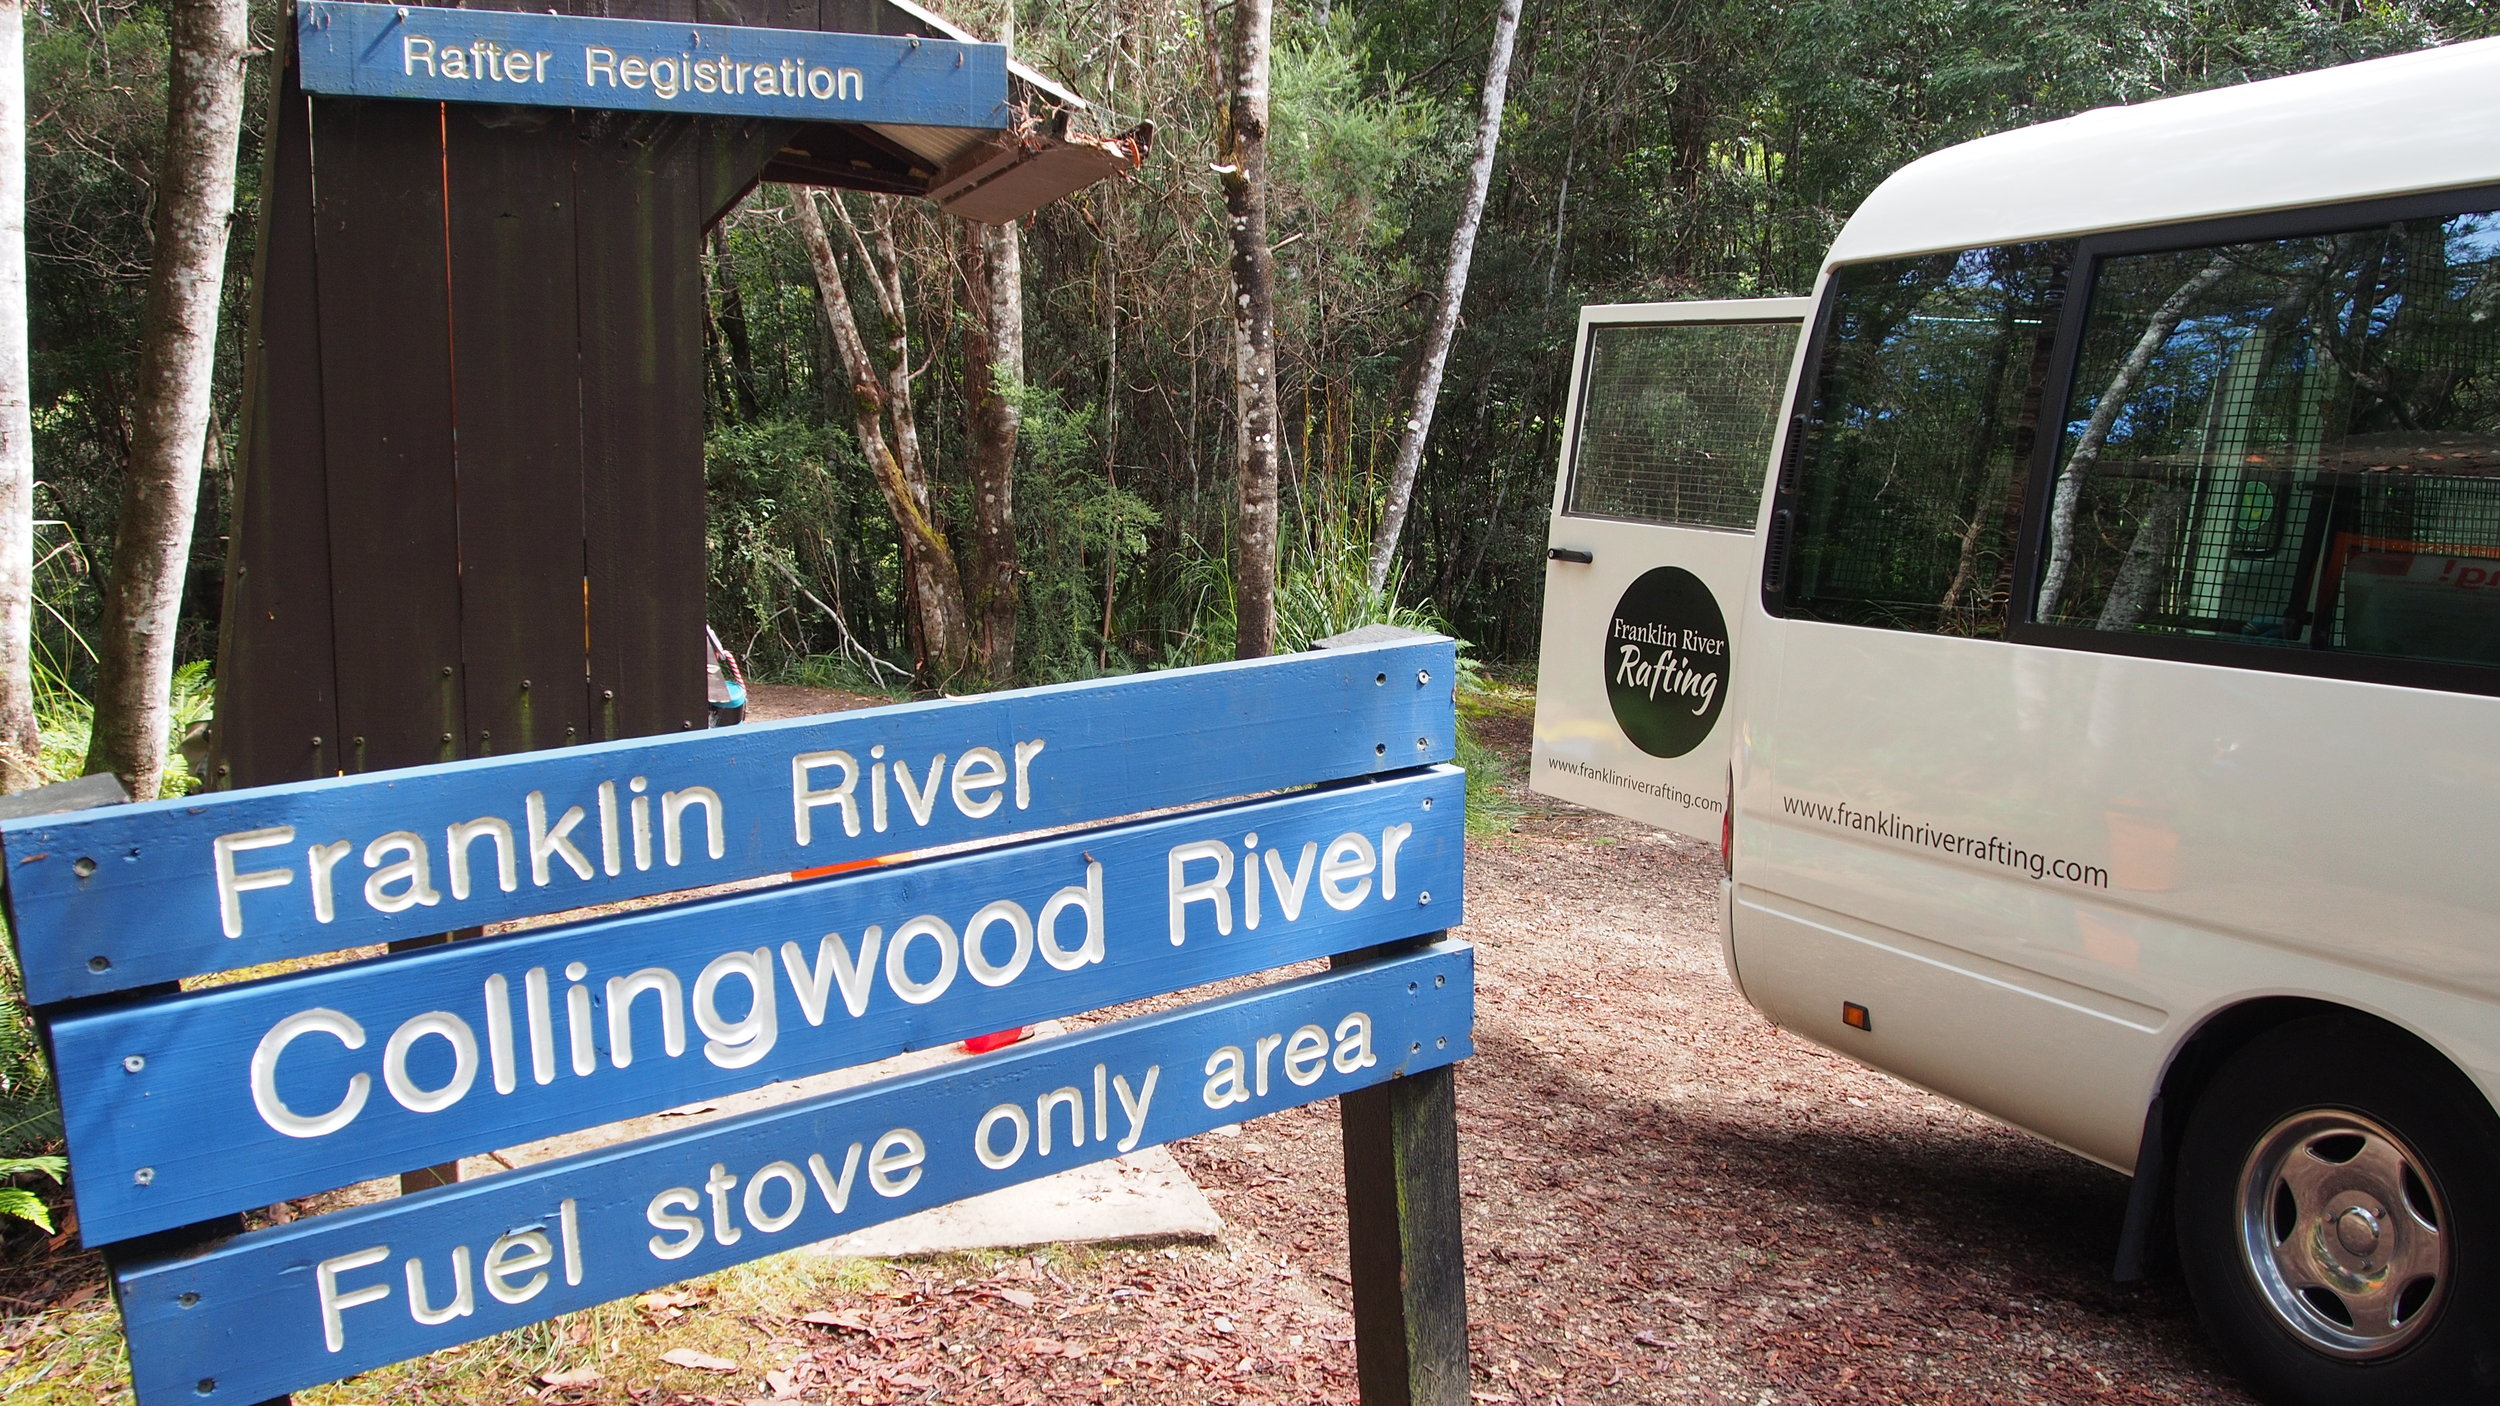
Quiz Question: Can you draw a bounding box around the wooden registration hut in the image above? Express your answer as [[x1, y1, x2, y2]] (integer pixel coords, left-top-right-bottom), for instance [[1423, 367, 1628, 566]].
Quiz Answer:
[[212, 0, 1138, 788]]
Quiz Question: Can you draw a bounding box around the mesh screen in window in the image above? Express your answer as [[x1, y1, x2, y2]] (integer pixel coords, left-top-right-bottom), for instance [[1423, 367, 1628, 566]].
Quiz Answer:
[[1563, 320, 1796, 529], [1776, 243, 2073, 635], [2034, 207, 2500, 672]]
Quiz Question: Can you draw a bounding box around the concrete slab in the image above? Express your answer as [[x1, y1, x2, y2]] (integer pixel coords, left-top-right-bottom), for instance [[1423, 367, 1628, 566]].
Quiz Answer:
[[805, 1146, 1222, 1259]]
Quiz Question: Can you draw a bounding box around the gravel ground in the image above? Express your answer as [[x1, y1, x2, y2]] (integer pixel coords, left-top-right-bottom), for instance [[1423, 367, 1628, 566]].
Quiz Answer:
[[1, 691, 2268, 1404], [1148, 705, 2260, 1404]]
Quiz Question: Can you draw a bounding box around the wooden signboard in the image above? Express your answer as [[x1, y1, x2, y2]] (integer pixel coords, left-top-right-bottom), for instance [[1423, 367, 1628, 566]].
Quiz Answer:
[[7, 636, 1475, 1405], [296, 2, 1009, 127]]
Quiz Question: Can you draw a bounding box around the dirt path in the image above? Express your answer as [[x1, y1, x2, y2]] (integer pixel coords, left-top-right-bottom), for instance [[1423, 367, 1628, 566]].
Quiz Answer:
[[0, 689, 2262, 1404]]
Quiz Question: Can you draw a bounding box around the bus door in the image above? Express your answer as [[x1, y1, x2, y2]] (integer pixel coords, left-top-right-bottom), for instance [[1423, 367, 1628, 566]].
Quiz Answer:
[[1531, 298, 1808, 841]]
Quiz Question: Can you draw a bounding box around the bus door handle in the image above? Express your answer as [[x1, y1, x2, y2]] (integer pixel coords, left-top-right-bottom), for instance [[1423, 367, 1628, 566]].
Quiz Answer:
[[1548, 547, 1594, 564]]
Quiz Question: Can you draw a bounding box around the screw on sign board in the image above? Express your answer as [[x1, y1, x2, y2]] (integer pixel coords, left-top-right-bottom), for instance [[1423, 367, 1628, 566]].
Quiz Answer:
[[5, 635, 1475, 1406]]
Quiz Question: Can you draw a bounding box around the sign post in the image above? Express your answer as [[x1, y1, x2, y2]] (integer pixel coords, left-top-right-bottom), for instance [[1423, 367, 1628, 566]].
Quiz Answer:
[[8, 636, 1475, 1403]]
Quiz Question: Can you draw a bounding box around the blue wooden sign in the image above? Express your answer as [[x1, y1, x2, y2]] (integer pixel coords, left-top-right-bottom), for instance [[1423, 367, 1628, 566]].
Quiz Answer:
[[18, 640, 1475, 1403], [56, 767, 1464, 1244], [1, 636, 1456, 1003], [113, 942, 1473, 1406], [295, 1, 1009, 128]]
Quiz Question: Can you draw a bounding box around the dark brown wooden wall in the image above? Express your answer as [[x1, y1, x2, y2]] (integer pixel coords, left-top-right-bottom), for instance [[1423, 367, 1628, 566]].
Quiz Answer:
[[215, 0, 934, 788]]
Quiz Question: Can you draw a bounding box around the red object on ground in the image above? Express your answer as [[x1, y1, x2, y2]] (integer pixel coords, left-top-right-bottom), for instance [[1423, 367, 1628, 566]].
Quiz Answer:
[[961, 1027, 1030, 1054]]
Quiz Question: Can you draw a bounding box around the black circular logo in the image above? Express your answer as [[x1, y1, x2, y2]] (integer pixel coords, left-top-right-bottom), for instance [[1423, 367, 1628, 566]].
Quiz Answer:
[[1603, 567, 1730, 758]]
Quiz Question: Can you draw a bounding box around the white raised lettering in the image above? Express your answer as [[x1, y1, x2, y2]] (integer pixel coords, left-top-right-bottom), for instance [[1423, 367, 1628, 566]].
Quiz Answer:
[[792, 749, 860, 842], [526, 791, 594, 885], [317, 1245, 391, 1352], [646, 1186, 702, 1258], [661, 785, 724, 865], [780, 928, 880, 1022], [252, 1007, 370, 1138], [307, 839, 352, 924], [963, 899, 1034, 987], [1167, 840, 1233, 945], [215, 826, 296, 937], [1114, 1066, 1158, 1152], [605, 967, 686, 1068], [976, 1103, 1029, 1169], [483, 1229, 552, 1305], [383, 1010, 478, 1113], [868, 1128, 924, 1196], [1036, 1085, 1083, 1155], [445, 816, 518, 900], [883, 916, 958, 1004], [807, 1144, 863, 1213], [1038, 859, 1104, 970], [1013, 737, 1045, 808], [1319, 832, 1377, 911], [951, 746, 1005, 818], [692, 948, 777, 1068]]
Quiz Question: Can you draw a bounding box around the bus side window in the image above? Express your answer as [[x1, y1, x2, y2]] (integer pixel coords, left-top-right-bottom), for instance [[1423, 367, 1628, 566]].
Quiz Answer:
[[1769, 242, 2074, 636], [2031, 205, 2500, 672]]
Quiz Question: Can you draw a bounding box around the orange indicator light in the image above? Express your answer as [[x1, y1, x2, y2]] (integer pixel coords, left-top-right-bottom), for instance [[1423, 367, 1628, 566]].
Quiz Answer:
[[1841, 1002, 1872, 1032]]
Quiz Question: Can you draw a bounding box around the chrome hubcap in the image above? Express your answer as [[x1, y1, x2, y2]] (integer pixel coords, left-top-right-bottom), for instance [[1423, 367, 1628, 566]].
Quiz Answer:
[[2237, 1109, 2447, 1359]]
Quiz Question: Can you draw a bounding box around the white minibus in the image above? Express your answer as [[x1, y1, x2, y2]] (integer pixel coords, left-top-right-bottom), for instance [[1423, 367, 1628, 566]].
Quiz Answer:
[[1532, 37, 2500, 1406]]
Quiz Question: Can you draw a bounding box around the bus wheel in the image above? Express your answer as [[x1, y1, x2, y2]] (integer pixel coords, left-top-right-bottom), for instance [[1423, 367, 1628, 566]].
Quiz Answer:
[[2175, 1015, 2500, 1405]]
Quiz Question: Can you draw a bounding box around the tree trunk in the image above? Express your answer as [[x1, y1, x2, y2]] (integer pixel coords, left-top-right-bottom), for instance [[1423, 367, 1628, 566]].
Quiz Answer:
[[0, 0, 39, 789], [708, 225, 764, 422], [2036, 251, 2233, 620], [1366, 0, 1522, 597], [1219, 0, 1281, 659], [84, 0, 249, 799], [2096, 488, 2187, 631], [791, 189, 977, 685], [958, 216, 1023, 684]]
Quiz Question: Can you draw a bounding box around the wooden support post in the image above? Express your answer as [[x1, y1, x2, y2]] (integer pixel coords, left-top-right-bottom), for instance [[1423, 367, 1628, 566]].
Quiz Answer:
[[1337, 942, 1471, 1406]]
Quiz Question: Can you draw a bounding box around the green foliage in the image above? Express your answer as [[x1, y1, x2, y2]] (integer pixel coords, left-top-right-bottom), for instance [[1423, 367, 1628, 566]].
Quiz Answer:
[[1007, 380, 1187, 680], [1272, 502, 1440, 654], [0, 931, 61, 1170], [1270, 18, 1452, 267], [703, 416, 903, 676]]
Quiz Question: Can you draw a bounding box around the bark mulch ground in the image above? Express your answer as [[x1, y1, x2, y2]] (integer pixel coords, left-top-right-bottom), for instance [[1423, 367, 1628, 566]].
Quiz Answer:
[[0, 694, 2259, 1404]]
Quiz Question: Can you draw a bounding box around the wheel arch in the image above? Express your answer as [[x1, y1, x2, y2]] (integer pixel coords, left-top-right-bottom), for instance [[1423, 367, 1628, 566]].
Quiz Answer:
[[2115, 995, 2487, 1282]]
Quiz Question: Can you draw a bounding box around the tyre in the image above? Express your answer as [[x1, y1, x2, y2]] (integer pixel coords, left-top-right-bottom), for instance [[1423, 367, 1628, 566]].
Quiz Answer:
[[2175, 1013, 2500, 1405]]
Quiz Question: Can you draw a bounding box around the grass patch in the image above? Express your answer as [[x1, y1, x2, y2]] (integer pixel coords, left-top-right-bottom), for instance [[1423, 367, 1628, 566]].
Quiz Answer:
[[1456, 670, 1532, 836], [293, 1249, 890, 1405], [0, 1245, 908, 1406], [0, 1258, 126, 1406]]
